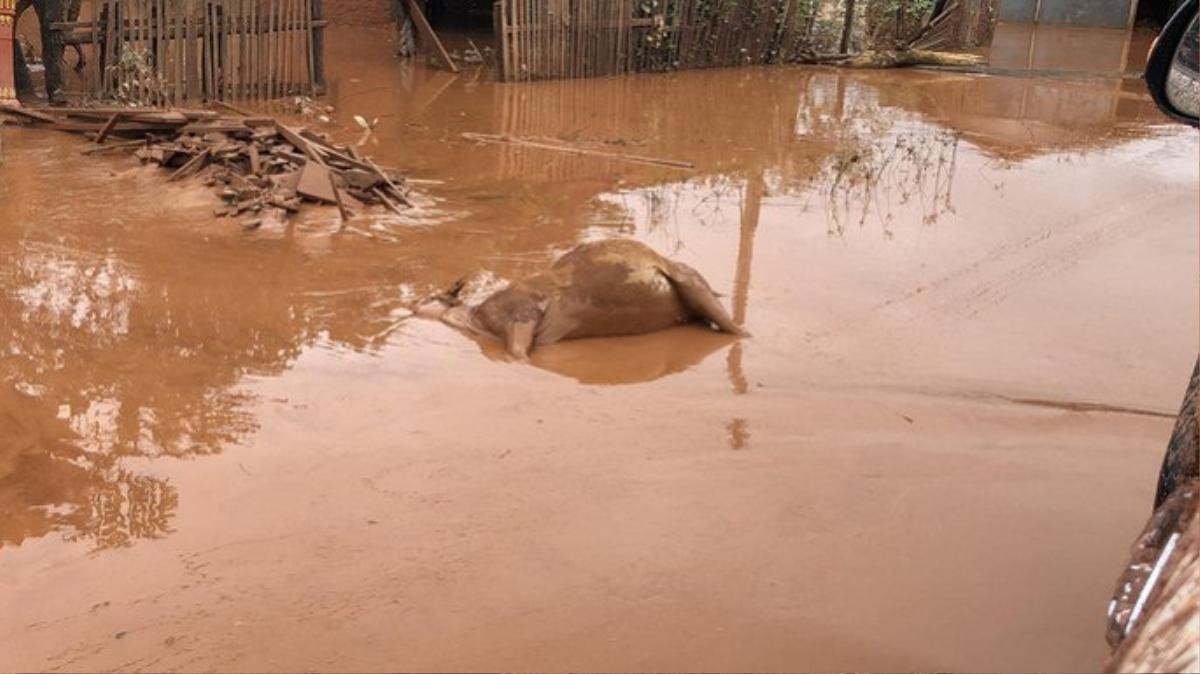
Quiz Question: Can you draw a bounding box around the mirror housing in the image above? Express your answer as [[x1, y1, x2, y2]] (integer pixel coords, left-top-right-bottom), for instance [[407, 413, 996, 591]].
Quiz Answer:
[[1146, 0, 1200, 126]]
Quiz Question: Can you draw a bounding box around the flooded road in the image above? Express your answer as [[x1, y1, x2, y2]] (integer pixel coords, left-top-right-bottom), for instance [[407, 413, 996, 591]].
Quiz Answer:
[[2, 25, 1198, 672]]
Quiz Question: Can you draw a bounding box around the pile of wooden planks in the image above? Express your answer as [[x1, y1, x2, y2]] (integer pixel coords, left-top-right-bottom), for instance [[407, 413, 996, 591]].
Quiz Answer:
[[1, 105, 409, 226]]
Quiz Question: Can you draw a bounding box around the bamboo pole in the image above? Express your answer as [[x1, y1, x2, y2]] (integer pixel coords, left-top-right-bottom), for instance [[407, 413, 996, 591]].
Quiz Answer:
[[266, 0, 274, 98], [92, 6, 100, 98], [281, 0, 289, 94], [250, 0, 257, 99], [184, 0, 192, 101], [174, 0, 182, 104], [291, 0, 299, 91], [205, 0, 214, 99], [512, 0, 522, 79], [102, 0, 113, 97], [310, 0, 323, 90], [303, 0, 312, 90], [232, 0, 241, 99], [157, 0, 164, 106], [290, 0, 299, 93]]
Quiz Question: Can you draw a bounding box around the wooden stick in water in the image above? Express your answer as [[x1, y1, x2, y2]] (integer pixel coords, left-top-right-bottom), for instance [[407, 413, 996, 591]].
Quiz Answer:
[[329, 172, 349, 223], [95, 112, 124, 142], [461, 132, 695, 169]]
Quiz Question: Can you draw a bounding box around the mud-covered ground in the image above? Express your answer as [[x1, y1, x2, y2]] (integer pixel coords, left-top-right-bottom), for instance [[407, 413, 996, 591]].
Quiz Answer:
[[1, 23, 1197, 673]]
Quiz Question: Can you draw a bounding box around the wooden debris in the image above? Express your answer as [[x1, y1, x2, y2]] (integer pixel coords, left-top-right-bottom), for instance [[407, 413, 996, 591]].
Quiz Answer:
[[1, 106, 62, 123], [53, 120, 182, 134], [329, 173, 351, 224], [94, 113, 124, 144], [249, 145, 263, 174], [404, 0, 459, 74], [211, 100, 254, 117], [82, 139, 147, 154], [296, 161, 337, 202], [168, 149, 210, 182], [364, 156, 412, 207], [0, 105, 413, 224]]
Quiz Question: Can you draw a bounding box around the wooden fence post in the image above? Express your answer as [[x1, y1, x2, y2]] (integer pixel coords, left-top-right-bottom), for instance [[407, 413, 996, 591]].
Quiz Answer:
[[310, 0, 323, 90], [492, 0, 504, 80]]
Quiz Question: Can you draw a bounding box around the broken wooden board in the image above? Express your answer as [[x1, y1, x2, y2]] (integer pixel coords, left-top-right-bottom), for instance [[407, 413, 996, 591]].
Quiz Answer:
[[94, 113, 125, 144], [461, 132, 695, 169], [295, 161, 337, 203]]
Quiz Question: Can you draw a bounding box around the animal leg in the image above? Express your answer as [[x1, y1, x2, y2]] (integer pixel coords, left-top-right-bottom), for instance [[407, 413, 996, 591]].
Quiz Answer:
[[504, 320, 538, 361], [662, 261, 743, 335], [533, 301, 579, 346]]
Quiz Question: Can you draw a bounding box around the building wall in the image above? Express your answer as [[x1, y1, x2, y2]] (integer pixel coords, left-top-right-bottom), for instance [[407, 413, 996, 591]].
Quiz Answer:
[[324, 0, 393, 25], [998, 0, 1134, 27]]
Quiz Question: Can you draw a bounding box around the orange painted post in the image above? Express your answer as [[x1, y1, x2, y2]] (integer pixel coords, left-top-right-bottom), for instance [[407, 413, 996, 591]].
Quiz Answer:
[[0, 0, 16, 103]]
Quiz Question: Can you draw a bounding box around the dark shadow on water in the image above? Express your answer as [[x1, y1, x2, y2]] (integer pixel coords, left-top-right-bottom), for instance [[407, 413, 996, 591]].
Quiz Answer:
[[470, 325, 738, 386]]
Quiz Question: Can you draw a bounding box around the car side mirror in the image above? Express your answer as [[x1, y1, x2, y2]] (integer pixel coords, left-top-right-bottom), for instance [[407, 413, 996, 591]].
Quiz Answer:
[[1146, 0, 1200, 126]]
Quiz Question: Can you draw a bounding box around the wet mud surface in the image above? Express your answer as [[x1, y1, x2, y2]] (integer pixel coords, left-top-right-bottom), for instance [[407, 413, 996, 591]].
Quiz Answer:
[[2, 25, 1198, 673]]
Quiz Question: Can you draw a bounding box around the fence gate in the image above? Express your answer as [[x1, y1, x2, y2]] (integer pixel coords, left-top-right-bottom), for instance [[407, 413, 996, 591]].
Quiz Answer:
[[52, 0, 326, 105]]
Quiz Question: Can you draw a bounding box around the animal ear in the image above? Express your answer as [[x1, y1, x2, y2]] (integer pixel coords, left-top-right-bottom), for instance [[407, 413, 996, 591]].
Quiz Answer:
[[662, 262, 743, 335]]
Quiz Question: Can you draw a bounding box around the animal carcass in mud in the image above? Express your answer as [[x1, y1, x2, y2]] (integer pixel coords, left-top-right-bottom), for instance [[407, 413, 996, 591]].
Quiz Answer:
[[417, 239, 744, 360]]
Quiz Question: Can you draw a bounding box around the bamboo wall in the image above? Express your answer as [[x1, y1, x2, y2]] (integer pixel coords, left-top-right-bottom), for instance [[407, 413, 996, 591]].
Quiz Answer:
[[55, 0, 325, 104], [494, 0, 997, 82], [496, 0, 810, 82]]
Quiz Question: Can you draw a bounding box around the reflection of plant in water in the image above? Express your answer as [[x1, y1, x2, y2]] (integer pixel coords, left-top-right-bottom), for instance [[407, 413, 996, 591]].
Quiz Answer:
[[6, 250, 259, 460], [596, 175, 744, 254], [0, 230, 411, 551], [68, 468, 178, 548], [824, 127, 959, 236], [0, 386, 179, 551], [789, 71, 961, 234]]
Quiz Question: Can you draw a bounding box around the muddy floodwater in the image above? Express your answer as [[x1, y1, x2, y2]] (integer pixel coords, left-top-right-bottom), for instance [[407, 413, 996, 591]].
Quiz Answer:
[[2, 24, 1198, 673]]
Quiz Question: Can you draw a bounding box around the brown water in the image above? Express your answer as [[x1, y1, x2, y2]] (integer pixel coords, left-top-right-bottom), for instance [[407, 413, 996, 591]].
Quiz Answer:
[[987, 22, 1156, 76], [1, 26, 1197, 673]]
